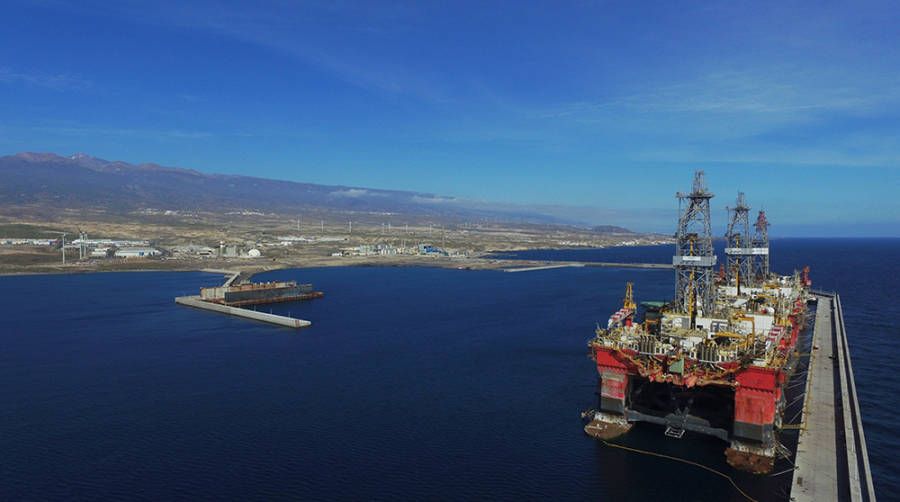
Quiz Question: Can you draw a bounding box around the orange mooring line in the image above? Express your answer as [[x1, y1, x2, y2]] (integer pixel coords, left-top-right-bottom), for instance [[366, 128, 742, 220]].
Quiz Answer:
[[601, 440, 759, 502]]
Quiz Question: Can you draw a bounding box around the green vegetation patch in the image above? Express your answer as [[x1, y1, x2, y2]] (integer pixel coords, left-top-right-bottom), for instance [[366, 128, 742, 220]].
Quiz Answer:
[[0, 223, 75, 238]]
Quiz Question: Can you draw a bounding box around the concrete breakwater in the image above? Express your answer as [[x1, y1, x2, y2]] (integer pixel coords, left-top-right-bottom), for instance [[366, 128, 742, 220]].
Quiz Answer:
[[179, 268, 313, 328], [503, 261, 672, 272], [792, 292, 875, 502], [175, 295, 311, 328]]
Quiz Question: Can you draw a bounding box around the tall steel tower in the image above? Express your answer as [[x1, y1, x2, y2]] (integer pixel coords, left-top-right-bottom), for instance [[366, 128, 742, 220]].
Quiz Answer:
[[724, 192, 753, 290], [752, 210, 770, 280], [673, 171, 717, 321]]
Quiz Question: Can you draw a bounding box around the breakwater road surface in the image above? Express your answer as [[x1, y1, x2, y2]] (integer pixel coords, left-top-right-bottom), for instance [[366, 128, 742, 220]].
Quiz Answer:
[[792, 293, 876, 502]]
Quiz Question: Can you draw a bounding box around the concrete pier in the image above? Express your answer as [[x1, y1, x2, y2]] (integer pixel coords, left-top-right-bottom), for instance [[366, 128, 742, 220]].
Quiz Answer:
[[503, 261, 672, 272], [583, 261, 673, 269], [200, 268, 244, 286], [175, 295, 311, 328], [791, 292, 875, 502], [504, 263, 585, 272]]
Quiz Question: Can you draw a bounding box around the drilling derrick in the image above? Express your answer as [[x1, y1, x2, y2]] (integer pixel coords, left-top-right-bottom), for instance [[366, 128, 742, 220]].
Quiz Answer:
[[752, 210, 770, 281], [673, 171, 716, 323], [724, 192, 753, 291]]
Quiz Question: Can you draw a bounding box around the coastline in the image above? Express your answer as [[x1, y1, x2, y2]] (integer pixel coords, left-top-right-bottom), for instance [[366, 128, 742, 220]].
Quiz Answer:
[[0, 244, 673, 278]]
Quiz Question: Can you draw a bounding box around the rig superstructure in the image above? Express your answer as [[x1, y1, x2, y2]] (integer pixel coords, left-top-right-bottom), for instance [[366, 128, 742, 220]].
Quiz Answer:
[[583, 171, 812, 474]]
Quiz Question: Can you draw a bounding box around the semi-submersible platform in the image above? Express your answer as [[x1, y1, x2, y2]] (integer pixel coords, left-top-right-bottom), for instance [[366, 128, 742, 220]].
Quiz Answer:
[[582, 172, 875, 496]]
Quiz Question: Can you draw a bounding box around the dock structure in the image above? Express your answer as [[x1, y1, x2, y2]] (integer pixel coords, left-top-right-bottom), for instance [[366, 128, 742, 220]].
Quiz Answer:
[[584, 261, 673, 270], [180, 269, 315, 328], [504, 263, 585, 272], [792, 292, 876, 502], [175, 295, 311, 328], [200, 268, 247, 287], [503, 261, 672, 272]]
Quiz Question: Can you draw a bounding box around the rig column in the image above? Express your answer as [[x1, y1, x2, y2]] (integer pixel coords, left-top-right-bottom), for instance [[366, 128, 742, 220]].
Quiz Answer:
[[599, 369, 628, 415], [726, 367, 783, 473], [584, 347, 634, 440]]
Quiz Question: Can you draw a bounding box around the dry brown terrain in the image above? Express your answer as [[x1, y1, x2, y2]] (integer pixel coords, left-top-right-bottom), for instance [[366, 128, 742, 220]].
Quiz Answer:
[[0, 211, 671, 276]]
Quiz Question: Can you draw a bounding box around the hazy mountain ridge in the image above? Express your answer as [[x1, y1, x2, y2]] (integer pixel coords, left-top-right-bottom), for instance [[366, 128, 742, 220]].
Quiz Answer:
[[591, 225, 633, 234], [0, 152, 635, 231]]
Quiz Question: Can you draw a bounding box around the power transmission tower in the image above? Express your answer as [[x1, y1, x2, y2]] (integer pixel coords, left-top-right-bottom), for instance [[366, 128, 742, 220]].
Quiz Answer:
[[673, 171, 717, 323]]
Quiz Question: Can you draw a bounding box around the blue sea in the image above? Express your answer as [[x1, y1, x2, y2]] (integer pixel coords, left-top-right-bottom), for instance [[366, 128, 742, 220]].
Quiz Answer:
[[1, 238, 896, 501]]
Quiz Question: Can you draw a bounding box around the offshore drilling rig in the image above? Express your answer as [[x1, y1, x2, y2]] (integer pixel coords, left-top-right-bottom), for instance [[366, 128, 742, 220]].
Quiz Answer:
[[583, 171, 811, 474]]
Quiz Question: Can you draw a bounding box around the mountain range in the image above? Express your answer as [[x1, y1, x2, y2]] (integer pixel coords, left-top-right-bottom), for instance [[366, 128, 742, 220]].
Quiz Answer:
[[0, 152, 633, 231]]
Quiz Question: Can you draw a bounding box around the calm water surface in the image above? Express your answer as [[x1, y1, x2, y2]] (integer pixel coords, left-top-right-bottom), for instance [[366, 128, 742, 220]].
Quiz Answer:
[[1, 238, 895, 500]]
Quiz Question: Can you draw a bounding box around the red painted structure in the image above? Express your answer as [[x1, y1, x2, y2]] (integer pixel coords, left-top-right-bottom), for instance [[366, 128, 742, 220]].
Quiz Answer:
[[590, 299, 807, 444]]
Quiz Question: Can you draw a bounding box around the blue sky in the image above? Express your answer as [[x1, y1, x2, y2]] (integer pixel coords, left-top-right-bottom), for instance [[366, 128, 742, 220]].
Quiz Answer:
[[2, 1, 899, 235]]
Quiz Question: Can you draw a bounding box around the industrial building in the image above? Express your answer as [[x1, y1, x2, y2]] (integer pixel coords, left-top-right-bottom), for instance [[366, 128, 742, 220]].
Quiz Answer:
[[115, 247, 161, 258], [90, 247, 113, 258]]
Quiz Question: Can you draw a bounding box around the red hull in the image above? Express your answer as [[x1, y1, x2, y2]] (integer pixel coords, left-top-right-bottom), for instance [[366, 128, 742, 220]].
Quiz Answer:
[[591, 304, 805, 440]]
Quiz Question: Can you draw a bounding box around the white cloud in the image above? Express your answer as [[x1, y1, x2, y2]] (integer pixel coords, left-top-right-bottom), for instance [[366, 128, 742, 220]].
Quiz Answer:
[[0, 67, 91, 90], [329, 188, 372, 198], [411, 195, 459, 204], [27, 123, 213, 141], [57, 1, 454, 106]]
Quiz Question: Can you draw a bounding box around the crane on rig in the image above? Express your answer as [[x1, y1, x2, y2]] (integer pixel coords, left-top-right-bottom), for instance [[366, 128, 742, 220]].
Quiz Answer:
[[607, 282, 636, 328]]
